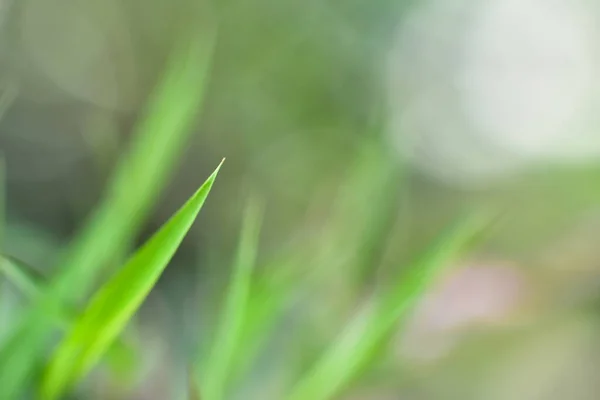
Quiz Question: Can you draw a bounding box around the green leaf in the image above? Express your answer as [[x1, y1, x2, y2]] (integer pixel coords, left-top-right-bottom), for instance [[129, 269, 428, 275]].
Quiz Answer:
[[226, 256, 307, 385], [200, 197, 263, 400], [285, 210, 494, 400], [0, 255, 136, 374], [0, 256, 67, 325], [53, 22, 218, 309], [41, 161, 223, 400], [0, 25, 217, 399]]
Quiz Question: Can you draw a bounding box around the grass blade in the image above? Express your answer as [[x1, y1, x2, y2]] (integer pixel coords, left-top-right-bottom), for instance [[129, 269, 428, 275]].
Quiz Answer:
[[201, 198, 263, 400], [226, 256, 308, 385], [41, 161, 222, 400], [54, 23, 218, 307], [285, 210, 494, 400], [1, 255, 42, 298], [0, 255, 136, 369], [0, 256, 63, 321], [0, 26, 217, 399]]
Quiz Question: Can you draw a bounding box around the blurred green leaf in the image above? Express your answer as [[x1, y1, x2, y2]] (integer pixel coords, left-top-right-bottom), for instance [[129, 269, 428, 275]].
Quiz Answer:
[[0, 255, 136, 372], [200, 197, 263, 400], [0, 256, 57, 316], [285, 210, 494, 400], [53, 22, 218, 309], [226, 253, 309, 388], [0, 25, 217, 399], [323, 145, 399, 283], [41, 161, 222, 400], [313, 144, 403, 319]]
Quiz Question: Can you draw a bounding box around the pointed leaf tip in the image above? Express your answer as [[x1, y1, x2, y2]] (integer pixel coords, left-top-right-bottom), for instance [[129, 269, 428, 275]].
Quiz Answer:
[[206, 158, 225, 181]]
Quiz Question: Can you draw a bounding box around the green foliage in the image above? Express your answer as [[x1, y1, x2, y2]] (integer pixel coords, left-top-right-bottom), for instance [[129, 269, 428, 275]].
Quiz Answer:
[[0, 254, 139, 378], [285, 210, 493, 400], [200, 197, 263, 400], [0, 25, 217, 399], [0, 255, 70, 327], [0, 4, 506, 399], [41, 162, 222, 400]]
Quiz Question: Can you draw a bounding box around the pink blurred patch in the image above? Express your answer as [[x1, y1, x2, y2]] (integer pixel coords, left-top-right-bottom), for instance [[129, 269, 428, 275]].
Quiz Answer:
[[397, 260, 527, 362]]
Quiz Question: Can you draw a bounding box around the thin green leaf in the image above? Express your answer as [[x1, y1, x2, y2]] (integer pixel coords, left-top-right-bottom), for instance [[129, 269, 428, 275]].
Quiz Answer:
[[41, 161, 222, 400], [0, 255, 136, 371], [0, 256, 59, 318], [285, 210, 494, 400], [201, 198, 263, 400], [54, 22, 218, 308], [0, 26, 217, 399], [226, 256, 307, 385]]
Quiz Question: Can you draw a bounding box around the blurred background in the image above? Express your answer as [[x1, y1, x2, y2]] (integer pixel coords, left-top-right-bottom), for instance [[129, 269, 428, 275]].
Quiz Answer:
[[3, 0, 600, 398]]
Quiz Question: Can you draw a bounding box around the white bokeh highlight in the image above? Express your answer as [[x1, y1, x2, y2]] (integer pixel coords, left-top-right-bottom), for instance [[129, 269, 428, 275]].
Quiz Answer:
[[387, 0, 600, 186]]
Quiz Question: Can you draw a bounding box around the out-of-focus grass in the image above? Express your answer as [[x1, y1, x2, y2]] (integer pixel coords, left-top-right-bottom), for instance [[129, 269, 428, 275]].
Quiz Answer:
[[204, 143, 402, 397], [200, 197, 263, 400], [0, 1, 561, 398], [0, 24, 217, 398], [0, 255, 138, 376], [318, 143, 402, 292], [0, 27, 497, 398], [184, 136, 492, 400], [0, 256, 93, 331], [0, 256, 58, 313], [285, 210, 493, 400]]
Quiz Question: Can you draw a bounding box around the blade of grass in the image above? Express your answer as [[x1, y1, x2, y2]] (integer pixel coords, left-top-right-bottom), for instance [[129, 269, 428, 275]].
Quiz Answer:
[[0, 25, 217, 399], [285, 209, 494, 400], [329, 145, 400, 288], [223, 247, 313, 389], [54, 22, 218, 307], [200, 197, 263, 400], [0, 255, 136, 369], [0, 256, 54, 312], [41, 161, 222, 400]]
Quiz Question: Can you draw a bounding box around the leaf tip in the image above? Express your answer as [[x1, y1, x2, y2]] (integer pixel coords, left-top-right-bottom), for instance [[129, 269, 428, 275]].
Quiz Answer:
[[214, 158, 225, 175], [203, 159, 225, 187]]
